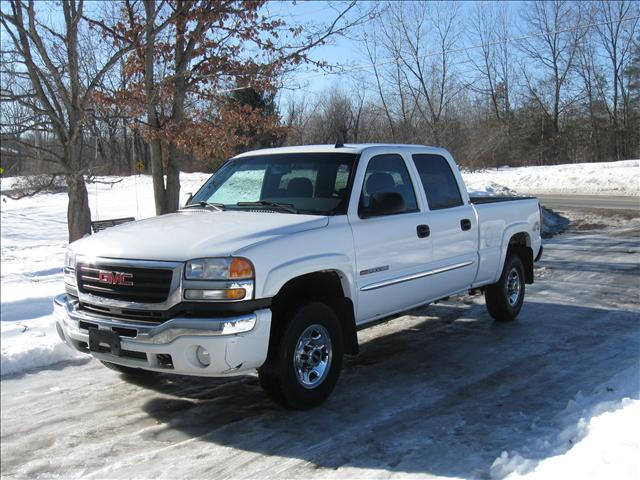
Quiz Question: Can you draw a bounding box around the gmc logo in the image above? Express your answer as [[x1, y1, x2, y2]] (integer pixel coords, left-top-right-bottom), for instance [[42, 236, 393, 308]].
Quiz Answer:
[[98, 270, 134, 286]]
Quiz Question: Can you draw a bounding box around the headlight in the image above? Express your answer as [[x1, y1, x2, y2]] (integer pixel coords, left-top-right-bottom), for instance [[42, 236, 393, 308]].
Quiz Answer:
[[185, 257, 254, 280], [64, 250, 77, 290], [64, 250, 76, 270]]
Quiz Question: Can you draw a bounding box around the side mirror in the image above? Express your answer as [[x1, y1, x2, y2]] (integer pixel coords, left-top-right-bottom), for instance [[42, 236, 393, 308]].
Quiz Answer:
[[183, 192, 193, 208], [361, 191, 405, 218]]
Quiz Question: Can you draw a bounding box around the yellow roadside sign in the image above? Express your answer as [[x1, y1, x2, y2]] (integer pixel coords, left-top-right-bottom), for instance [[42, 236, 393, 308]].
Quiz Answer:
[[0, 167, 4, 174], [135, 161, 144, 173]]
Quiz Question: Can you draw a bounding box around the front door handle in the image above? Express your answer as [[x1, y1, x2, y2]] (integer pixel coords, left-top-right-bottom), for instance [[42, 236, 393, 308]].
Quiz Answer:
[[460, 219, 472, 231], [417, 224, 430, 238]]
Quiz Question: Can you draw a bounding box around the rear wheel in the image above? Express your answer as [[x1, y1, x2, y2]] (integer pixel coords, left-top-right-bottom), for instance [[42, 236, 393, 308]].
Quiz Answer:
[[485, 253, 525, 322], [258, 301, 343, 410]]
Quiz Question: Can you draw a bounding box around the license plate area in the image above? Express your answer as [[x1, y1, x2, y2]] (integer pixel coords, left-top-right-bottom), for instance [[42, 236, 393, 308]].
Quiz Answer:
[[88, 327, 121, 356]]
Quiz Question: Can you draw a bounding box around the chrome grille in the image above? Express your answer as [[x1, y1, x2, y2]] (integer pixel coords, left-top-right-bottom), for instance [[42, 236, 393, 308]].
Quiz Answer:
[[77, 263, 173, 303]]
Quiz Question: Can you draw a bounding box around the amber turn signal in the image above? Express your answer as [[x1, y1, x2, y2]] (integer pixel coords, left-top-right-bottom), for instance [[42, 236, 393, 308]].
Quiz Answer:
[[229, 258, 254, 279], [225, 288, 247, 300]]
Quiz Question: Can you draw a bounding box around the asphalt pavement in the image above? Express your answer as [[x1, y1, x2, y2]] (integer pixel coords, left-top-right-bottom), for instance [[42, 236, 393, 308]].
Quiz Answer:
[[536, 194, 639, 211]]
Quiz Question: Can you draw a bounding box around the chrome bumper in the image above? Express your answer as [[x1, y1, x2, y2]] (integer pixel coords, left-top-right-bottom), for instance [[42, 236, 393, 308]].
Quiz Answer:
[[53, 294, 272, 376]]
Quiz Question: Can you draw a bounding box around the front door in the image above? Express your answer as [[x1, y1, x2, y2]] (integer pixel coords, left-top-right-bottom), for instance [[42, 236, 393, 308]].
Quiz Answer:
[[349, 152, 433, 324]]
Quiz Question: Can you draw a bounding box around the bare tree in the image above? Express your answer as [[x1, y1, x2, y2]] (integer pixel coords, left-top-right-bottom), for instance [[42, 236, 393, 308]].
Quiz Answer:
[[469, 2, 516, 124], [362, 31, 397, 140], [0, 0, 173, 241], [373, 1, 464, 146], [575, 14, 607, 161], [519, 0, 584, 137], [593, 0, 639, 159]]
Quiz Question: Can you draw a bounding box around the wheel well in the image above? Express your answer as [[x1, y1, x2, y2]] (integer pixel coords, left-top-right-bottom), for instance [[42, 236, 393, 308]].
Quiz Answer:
[[270, 271, 358, 355], [508, 233, 534, 284]]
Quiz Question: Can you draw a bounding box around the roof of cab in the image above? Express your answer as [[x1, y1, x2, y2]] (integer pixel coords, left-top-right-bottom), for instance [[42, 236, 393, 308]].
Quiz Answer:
[[233, 143, 449, 158]]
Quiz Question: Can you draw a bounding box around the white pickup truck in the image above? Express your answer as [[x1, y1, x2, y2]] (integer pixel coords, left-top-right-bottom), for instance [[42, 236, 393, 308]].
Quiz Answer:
[[54, 144, 542, 409]]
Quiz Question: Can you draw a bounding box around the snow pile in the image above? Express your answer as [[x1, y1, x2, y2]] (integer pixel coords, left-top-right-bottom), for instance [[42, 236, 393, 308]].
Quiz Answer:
[[0, 173, 210, 377], [491, 365, 640, 480], [465, 180, 518, 197], [463, 160, 640, 196], [0, 317, 83, 376], [540, 207, 570, 237]]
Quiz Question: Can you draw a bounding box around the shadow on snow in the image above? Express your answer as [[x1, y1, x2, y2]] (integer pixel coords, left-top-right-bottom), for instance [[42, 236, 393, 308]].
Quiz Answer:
[[1, 296, 54, 321]]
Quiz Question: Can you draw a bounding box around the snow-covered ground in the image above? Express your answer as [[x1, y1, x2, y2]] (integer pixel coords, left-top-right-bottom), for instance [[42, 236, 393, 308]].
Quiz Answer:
[[1, 162, 639, 479], [462, 159, 639, 196], [1, 227, 638, 479], [0, 173, 209, 376], [492, 368, 639, 480]]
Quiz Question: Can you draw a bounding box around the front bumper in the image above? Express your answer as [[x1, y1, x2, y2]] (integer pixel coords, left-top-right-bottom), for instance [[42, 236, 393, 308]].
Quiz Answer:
[[53, 294, 271, 376]]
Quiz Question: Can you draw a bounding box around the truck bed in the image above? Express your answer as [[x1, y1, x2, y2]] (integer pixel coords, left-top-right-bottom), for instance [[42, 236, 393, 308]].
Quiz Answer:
[[470, 195, 541, 288]]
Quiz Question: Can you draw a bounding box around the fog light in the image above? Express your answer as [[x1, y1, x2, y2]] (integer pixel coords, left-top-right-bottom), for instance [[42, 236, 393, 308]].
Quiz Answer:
[[196, 346, 211, 367]]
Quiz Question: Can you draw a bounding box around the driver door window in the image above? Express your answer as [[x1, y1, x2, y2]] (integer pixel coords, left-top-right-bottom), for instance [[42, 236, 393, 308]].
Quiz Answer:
[[358, 154, 418, 217]]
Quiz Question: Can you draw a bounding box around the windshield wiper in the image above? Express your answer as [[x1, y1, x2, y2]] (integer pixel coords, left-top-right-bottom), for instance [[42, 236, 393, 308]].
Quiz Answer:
[[182, 201, 225, 211], [236, 200, 298, 214]]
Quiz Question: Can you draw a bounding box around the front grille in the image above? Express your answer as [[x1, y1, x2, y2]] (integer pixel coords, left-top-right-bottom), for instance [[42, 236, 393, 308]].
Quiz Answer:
[[77, 263, 173, 303]]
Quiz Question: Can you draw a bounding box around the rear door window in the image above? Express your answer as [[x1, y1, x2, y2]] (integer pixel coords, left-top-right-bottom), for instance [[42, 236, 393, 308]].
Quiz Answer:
[[412, 154, 463, 210]]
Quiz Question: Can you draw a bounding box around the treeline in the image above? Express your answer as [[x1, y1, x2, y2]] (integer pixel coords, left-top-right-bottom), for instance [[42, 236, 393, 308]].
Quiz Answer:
[[0, 1, 638, 241], [286, 1, 640, 169]]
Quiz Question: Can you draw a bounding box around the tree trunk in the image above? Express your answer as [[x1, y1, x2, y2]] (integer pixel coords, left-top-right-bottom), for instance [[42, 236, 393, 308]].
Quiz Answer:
[[66, 173, 91, 242], [166, 144, 181, 211], [149, 138, 166, 214], [143, 0, 167, 216]]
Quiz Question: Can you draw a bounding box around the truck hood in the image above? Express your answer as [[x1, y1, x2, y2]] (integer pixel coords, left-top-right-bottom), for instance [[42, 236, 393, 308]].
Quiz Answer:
[[70, 210, 329, 261]]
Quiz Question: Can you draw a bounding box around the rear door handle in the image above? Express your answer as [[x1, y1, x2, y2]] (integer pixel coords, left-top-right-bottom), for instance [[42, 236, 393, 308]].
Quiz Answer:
[[417, 224, 430, 238], [460, 219, 471, 231]]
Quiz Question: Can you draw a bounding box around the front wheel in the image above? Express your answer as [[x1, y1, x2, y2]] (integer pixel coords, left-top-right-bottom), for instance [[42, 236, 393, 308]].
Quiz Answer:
[[258, 301, 344, 410], [485, 253, 525, 322]]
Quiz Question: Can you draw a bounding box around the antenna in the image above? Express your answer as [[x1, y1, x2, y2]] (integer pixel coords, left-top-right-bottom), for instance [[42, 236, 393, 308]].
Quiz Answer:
[[335, 140, 344, 148]]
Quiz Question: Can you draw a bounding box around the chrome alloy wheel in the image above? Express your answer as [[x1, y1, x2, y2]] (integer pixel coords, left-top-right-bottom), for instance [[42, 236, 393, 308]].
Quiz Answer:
[[506, 268, 521, 306], [293, 324, 333, 389]]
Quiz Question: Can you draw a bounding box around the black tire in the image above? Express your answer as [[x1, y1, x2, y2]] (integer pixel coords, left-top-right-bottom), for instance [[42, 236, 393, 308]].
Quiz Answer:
[[100, 360, 150, 376], [258, 301, 344, 410], [485, 253, 526, 322]]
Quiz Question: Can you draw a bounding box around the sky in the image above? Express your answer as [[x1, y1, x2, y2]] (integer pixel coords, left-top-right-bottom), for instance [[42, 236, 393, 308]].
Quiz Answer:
[[2, 1, 636, 113], [261, 0, 532, 105], [266, 0, 370, 91], [263, 0, 530, 111]]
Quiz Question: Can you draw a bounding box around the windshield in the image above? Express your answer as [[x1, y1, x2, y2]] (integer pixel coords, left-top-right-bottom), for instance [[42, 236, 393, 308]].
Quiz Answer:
[[189, 152, 358, 215]]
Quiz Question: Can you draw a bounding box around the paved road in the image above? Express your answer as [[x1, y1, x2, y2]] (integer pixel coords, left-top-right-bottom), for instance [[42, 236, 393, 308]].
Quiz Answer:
[[2, 228, 639, 479], [536, 194, 639, 211]]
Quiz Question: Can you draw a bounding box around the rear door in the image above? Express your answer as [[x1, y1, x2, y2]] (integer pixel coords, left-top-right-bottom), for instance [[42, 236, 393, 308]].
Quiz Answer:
[[349, 151, 433, 324], [410, 153, 479, 298]]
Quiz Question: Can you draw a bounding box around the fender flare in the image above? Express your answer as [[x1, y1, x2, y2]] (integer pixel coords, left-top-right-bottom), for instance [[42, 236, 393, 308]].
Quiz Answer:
[[494, 224, 532, 283], [262, 253, 356, 301], [263, 254, 359, 355]]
